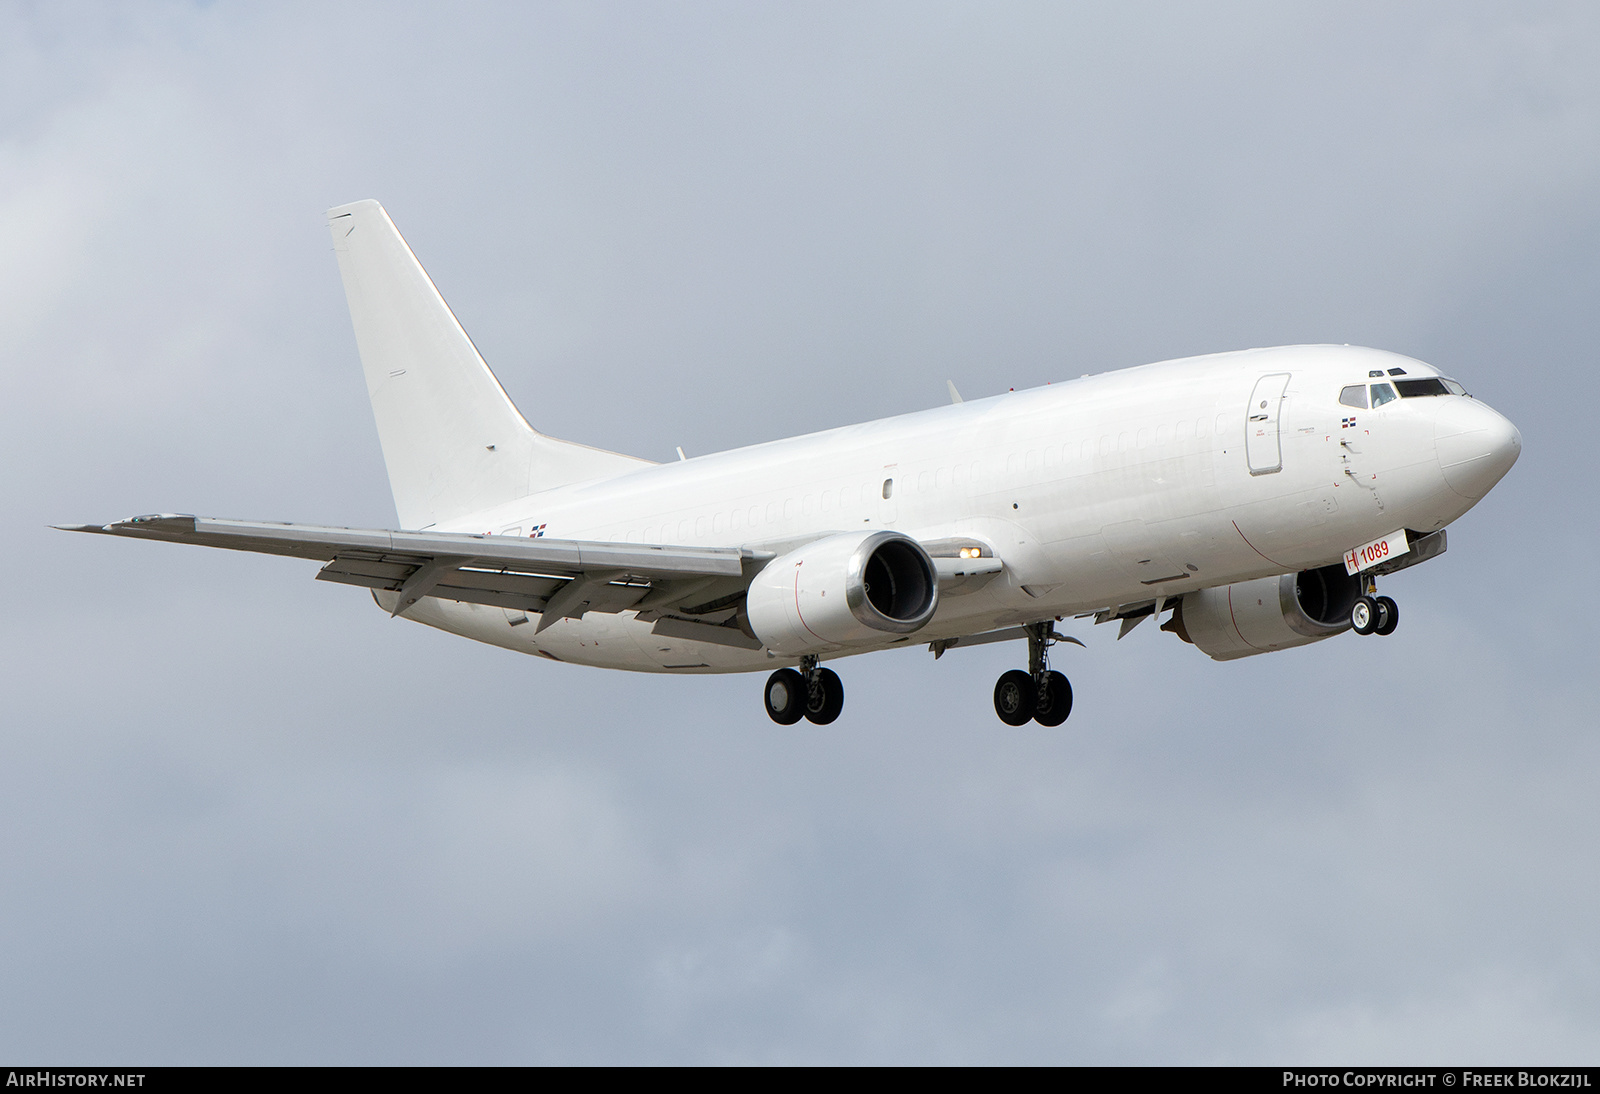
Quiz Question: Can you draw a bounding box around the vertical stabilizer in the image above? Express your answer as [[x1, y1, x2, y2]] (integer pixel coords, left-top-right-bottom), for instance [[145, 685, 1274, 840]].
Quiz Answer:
[[327, 200, 653, 530]]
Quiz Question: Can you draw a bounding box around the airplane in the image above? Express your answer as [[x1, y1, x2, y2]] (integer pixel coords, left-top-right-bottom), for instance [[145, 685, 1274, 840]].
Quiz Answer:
[[60, 200, 1523, 726]]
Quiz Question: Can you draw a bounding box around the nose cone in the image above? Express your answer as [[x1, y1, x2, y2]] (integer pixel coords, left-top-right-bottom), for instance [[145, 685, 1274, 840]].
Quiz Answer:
[[1435, 398, 1522, 500]]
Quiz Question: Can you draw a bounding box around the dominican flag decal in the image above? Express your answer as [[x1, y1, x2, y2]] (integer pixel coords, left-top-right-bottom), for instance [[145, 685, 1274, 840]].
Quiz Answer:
[[1341, 416, 1357, 429], [529, 523, 548, 538]]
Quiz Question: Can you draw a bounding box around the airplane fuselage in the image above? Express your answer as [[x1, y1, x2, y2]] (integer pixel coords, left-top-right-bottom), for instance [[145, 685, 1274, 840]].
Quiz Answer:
[[407, 343, 1518, 672]]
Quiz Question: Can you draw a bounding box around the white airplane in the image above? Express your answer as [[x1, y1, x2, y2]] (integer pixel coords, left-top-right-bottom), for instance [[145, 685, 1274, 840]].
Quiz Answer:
[[63, 200, 1522, 726]]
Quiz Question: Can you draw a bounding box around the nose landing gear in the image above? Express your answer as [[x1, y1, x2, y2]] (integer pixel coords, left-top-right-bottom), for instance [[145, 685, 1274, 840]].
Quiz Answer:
[[763, 655, 845, 725], [992, 622, 1075, 726], [1350, 580, 1400, 638]]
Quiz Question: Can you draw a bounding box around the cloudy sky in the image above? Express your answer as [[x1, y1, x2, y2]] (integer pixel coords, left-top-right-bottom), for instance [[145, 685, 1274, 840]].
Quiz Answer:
[[3, 1, 1597, 1064]]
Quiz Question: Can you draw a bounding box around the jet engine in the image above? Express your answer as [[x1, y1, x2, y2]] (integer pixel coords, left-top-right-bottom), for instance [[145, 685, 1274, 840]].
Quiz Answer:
[[1166, 563, 1359, 661], [746, 530, 939, 655]]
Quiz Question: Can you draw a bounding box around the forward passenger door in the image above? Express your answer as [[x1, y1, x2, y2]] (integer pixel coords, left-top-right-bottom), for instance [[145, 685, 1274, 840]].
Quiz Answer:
[[1245, 373, 1292, 475]]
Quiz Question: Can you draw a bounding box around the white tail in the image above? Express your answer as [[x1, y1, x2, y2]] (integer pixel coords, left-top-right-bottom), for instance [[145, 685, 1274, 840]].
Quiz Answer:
[[327, 200, 653, 530]]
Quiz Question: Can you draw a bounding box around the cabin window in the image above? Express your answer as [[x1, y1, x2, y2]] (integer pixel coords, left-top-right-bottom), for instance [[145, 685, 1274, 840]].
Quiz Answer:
[[1339, 385, 1368, 409], [882, 478, 894, 500], [1370, 383, 1398, 407]]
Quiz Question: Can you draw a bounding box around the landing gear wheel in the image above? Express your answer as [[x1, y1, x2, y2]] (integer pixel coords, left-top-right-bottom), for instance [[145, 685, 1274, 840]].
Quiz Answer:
[[764, 668, 806, 725], [804, 667, 845, 725], [994, 669, 1036, 726], [1351, 596, 1379, 636], [1374, 596, 1399, 637], [1032, 671, 1073, 727]]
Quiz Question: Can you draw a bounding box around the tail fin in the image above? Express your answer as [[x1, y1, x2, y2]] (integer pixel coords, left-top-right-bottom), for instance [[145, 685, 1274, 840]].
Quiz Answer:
[[327, 200, 653, 530]]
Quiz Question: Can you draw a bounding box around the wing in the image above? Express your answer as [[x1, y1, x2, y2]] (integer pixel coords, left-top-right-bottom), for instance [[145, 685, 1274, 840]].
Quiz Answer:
[[59, 514, 773, 634]]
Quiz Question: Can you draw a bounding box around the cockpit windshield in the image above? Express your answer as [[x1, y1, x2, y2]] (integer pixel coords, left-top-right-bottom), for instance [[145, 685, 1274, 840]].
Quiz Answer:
[[1395, 378, 1458, 398], [1341, 377, 1470, 408], [1355, 377, 1469, 405]]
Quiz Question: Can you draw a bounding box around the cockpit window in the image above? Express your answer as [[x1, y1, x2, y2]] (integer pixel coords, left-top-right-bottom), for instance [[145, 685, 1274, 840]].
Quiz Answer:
[[1370, 383, 1398, 407], [1442, 378, 1468, 396], [1338, 385, 1368, 409], [1395, 378, 1452, 398]]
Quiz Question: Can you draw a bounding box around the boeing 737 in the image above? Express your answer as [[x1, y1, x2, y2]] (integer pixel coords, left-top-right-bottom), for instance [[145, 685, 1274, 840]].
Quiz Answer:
[[62, 200, 1523, 726]]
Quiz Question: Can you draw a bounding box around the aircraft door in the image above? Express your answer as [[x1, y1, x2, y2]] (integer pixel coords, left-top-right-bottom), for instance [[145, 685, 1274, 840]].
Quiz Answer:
[[1245, 373, 1291, 475]]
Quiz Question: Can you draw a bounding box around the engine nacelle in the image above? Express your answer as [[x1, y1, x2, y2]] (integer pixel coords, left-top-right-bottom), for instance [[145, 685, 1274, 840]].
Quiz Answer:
[[1170, 563, 1359, 662], [746, 530, 939, 656]]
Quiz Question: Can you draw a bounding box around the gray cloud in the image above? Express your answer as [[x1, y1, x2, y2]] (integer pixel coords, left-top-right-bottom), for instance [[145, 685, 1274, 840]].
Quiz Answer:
[[1, 0, 1596, 1063]]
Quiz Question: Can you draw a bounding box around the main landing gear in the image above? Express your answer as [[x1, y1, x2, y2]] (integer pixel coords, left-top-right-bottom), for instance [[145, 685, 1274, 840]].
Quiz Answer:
[[1349, 580, 1400, 638], [993, 622, 1074, 727], [764, 655, 845, 725]]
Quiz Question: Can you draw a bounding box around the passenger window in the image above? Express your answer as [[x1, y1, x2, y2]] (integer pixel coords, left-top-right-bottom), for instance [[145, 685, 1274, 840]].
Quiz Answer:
[[882, 478, 894, 500], [1339, 385, 1368, 409], [1370, 383, 1398, 407]]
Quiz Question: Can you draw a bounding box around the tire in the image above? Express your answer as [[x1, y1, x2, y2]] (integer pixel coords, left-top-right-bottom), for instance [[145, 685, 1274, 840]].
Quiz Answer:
[[993, 669, 1036, 726], [1350, 595, 1378, 635], [764, 668, 806, 725], [804, 667, 845, 725], [1375, 596, 1399, 637], [1032, 671, 1073, 727]]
